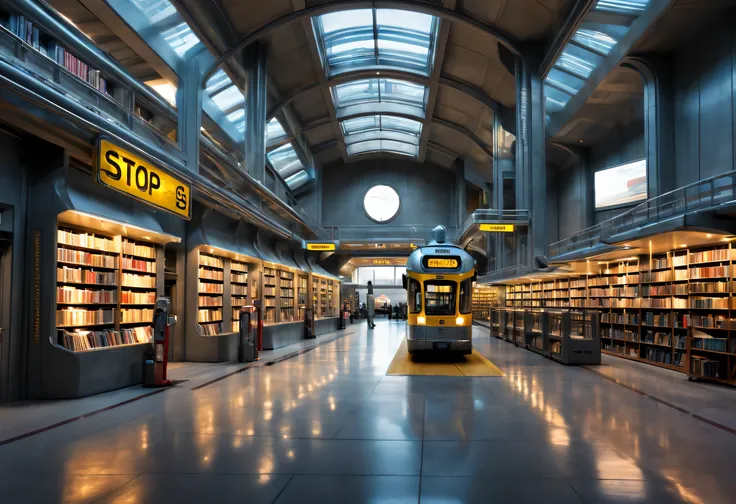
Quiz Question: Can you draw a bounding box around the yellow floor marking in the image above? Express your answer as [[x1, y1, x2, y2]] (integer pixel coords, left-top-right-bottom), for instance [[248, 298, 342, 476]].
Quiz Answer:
[[386, 339, 504, 377]]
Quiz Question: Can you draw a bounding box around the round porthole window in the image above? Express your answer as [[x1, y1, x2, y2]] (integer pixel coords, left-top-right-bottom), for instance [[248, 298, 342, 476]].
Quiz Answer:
[[364, 185, 401, 223]]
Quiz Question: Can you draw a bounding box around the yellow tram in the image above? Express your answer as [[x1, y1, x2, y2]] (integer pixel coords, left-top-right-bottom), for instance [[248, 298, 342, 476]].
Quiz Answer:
[[403, 226, 476, 355]]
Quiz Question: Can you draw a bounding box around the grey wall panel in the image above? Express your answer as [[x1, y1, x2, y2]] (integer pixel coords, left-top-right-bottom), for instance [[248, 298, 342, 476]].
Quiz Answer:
[[321, 159, 457, 229], [546, 167, 559, 245], [674, 17, 736, 186]]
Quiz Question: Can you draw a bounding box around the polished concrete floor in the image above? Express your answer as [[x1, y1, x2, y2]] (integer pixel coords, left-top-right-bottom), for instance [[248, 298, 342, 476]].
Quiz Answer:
[[1, 320, 736, 503]]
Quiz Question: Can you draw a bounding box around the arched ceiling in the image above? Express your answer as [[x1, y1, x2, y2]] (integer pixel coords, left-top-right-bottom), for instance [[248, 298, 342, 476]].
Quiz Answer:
[[172, 0, 577, 175]]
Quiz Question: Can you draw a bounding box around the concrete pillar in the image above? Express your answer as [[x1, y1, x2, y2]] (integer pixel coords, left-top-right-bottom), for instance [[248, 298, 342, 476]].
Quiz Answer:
[[176, 56, 204, 173], [244, 42, 268, 183]]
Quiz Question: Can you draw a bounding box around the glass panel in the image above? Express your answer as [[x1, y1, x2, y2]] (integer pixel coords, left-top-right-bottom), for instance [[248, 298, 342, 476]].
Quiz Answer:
[[424, 280, 456, 316], [459, 278, 472, 314], [358, 267, 375, 285], [334, 79, 378, 106], [394, 267, 407, 286], [556, 45, 601, 79], [408, 278, 421, 313], [285, 170, 309, 190], [544, 85, 572, 111], [341, 115, 422, 136], [211, 85, 244, 112], [381, 116, 422, 135], [374, 267, 394, 285], [594, 0, 651, 15], [118, 1, 203, 57], [382, 79, 426, 105], [313, 9, 438, 77], [266, 143, 305, 178], [571, 28, 618, 55], [545, 68, 585, 95], [347, 139, 418, 157], [342, 116, 381, 135], [267, 118, 286, 141]]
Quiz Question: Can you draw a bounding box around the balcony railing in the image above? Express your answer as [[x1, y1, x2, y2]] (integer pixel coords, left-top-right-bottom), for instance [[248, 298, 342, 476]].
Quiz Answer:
[[455, 208, 530, 242], [325, 225, 449, 242], [548, 170, 736, 259]]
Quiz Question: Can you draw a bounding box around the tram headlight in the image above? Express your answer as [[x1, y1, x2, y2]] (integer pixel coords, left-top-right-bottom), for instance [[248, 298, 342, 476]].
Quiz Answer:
[[456, 316, 465, 325], [417, 316, 426, 325]]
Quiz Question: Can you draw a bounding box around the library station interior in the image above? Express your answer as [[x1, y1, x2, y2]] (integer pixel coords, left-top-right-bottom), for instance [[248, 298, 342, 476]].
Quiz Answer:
[[1, 0, 736, 502]]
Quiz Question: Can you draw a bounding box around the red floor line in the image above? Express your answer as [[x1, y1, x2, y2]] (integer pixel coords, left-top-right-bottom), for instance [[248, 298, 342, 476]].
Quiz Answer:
[[582, 366, 736, 435], [0, 386, 172, 446]]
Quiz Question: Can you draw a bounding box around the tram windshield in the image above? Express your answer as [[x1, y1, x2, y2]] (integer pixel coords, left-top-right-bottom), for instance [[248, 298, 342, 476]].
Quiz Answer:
[[424, 281, 456, 315]]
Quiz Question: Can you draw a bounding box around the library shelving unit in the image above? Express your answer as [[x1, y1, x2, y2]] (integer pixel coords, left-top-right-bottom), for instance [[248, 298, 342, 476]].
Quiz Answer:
[[472, 285, 497, 324], [547, 311, 601, 365], [197, 252, 225, 336], [498, 243, 736, 384], [120, 238, 157, 330], [524, 310, 545, 355], [297, 274, 308, 321], [56, 227, 156, 351], [263, 266, 278, 324], [279, 270, 295, 322], [230, 260, 248, 332], [490, 307, 503, 338]]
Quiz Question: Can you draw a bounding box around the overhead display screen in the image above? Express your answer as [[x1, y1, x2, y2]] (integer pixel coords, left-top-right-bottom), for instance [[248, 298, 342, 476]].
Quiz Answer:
[[424, 257, 460, 269], [595, 159, 647, 209]]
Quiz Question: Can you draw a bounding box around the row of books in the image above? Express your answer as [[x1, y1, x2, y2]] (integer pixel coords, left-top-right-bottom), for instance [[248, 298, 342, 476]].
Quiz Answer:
[[605, 328, 638, 342], [57, 287, 116, 304], [56, 308, 115, 327], [199, 295, 222, 307], [691, 356, 720, 377], [645, 347, 674, 365], [641, 271, 672, 283], [59, 326, 152, 352], [643, 331, 671, 346], [122, 273, 156, 288], [198, 322, 223, 336], [198, 308, 223, 323], [644, 312, 671, 326], [263, 286, 277, 296], [200, 282, 223, 294], [689, 249, 731, 264], [604, 343, 638, 357], [200, 254, 224, 268], [689, 296, 730, 309], [692, 332, 728, 352], [231, 262, 248, 273], [57, 248, 116, 268], [122, 258, 156, 273], [279, 279, 293, 288], [641, 285, 672, 296], [686, 314, 728, 328], [231, 272, 248, 283], [58, 229, 115, 252], [199, 268, 224, 281], [122, 241, 155, 258], [57, 267, 116, 285], [602, 313, 639, 324], [264, 298, 276, 307], [673, 255, 687, 267], [121, 308, 154, 323], [232, 285, 248, 296], [121, 291, 155, 305], [652, 258, 669, 269], [690, 266, 729, 279], [689, 281, 729, 293], [264, 267, 276, 276], [280, 271, 294, 279]]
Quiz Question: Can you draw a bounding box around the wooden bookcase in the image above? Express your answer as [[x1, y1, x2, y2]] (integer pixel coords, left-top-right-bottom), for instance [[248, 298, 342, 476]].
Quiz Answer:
[[230, 260, 249, 332], [197, 252, 224, 336]]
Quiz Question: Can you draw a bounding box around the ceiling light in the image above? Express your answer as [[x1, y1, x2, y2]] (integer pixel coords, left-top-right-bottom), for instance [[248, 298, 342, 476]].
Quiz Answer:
[[706, 234, 712, 238], [680, 244, 687, 248]]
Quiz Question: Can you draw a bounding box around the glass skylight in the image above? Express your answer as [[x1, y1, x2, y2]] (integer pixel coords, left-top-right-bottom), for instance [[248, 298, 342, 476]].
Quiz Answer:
[[312, 9, 439, 76], [332, 78, 427, 109], [115, 1, 203, 58], [266, 118, 287, 141], [341, 115, 422, 137], [340, 115, 422, 158], [285, 170, 309, 190], [205, 69, 245, 132], [544, 0, 653, 117], [267, 143, 305, 178], [347, 140, 418, 157]]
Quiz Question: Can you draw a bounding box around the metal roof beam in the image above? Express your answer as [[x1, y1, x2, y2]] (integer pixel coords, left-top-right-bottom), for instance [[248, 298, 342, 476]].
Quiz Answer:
[[540, 0, 597, 77]]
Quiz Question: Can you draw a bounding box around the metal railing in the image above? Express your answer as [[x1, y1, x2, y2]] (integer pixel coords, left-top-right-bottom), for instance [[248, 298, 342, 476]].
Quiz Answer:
[[325, 225, 452, 242], [548, 170, 736, 259]]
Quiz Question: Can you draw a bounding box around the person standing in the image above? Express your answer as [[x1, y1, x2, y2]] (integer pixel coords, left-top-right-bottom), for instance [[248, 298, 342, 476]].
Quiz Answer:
[[366, 281, 376, 329]]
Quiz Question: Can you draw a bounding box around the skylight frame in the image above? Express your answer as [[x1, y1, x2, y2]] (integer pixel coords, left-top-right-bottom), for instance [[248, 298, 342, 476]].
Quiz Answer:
[[341, 115, 422, 158], [312, 8, 440, 77], [332, 78, 428, 111], [266, 142, 306, 179]]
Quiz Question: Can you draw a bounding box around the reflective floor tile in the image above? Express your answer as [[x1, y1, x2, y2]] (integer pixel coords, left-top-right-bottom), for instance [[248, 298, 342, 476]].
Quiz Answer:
[[274, 475, 419, 504], [419, 476, 584, 504], [0, 473, 135, 504], [94, 473, 292, 504]]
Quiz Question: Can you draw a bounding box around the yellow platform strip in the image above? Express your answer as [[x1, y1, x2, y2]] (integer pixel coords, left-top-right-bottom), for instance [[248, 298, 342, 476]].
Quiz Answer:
[[386, 339, 504, 377]]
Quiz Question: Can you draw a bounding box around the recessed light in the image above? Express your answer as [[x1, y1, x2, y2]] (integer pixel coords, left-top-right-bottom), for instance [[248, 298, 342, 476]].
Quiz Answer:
[[680, 244, 687, 248], [706, 234, 712, 238], [142, 236, 151, 240]]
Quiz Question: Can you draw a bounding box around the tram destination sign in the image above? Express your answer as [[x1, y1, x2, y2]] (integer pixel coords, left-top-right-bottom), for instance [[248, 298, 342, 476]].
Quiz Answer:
[[96, 137, 191, 219], [480, 224, 515, 232]]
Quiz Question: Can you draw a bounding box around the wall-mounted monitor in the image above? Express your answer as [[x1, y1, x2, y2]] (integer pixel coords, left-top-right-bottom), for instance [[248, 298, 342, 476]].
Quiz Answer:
[[594, 159, 647, 209]]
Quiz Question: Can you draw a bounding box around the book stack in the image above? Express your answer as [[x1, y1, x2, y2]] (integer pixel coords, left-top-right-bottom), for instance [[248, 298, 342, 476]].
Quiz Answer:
[[57, 286, 116, 304], [56, 307, 115, 327], [121, 308, 154, 323], [59, 326, 153, 351]]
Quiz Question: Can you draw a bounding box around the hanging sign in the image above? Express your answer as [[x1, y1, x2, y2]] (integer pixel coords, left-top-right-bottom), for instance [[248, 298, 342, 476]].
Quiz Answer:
[[306, 242, 336, 251], [96, 137, 191, 219], [373, 259, 391, 265], [480, 224, 515, 233]]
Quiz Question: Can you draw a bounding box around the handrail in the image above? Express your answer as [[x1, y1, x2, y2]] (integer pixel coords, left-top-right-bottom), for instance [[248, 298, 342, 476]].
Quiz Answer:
[[548, 169, 736, 258], [324, 225, 446, 241], [455, 208, 530, 241]]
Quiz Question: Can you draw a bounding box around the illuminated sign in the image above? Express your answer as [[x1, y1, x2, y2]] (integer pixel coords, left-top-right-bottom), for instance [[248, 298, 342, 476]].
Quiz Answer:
[[97, 137, 191, 219], [373, 259, 391, 265], [306, 243, 336, 251], [427, 258, 459, 269], [480, 224, 515, 233]]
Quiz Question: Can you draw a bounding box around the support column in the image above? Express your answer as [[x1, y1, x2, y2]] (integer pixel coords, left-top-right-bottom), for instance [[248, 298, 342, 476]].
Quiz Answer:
[[176, 56, 204, 172], [516, 60, 547, 264], [244, 42, 268, 183]]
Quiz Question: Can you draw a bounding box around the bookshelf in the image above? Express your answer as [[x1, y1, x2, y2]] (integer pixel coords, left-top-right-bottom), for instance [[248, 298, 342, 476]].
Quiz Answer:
[[230, 260, 248, 332], [263, 266, 277, 323], [198, 252, 224, 336], [120, 238, 156, 328], [320, 278, 328, 317], [297, 275, 307, 320], [56, 227, 155, 352], [279, 270, 295, 322], [501, 243, 736, 385], [472, 285, 497, 322]]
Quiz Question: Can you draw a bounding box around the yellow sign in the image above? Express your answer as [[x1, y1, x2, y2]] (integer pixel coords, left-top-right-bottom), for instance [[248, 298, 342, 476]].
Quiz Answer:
[[427, 258, 459, 269], [307, 243, 336, 251], [480, 224, 515, 233], [97, 138, 191, 219], [410, 243, 417, 249], [374, 259, 391, 265]]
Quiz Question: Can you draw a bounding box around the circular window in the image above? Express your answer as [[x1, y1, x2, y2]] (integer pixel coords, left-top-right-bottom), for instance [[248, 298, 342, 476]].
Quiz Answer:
[[364, 185, 401, 223]]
